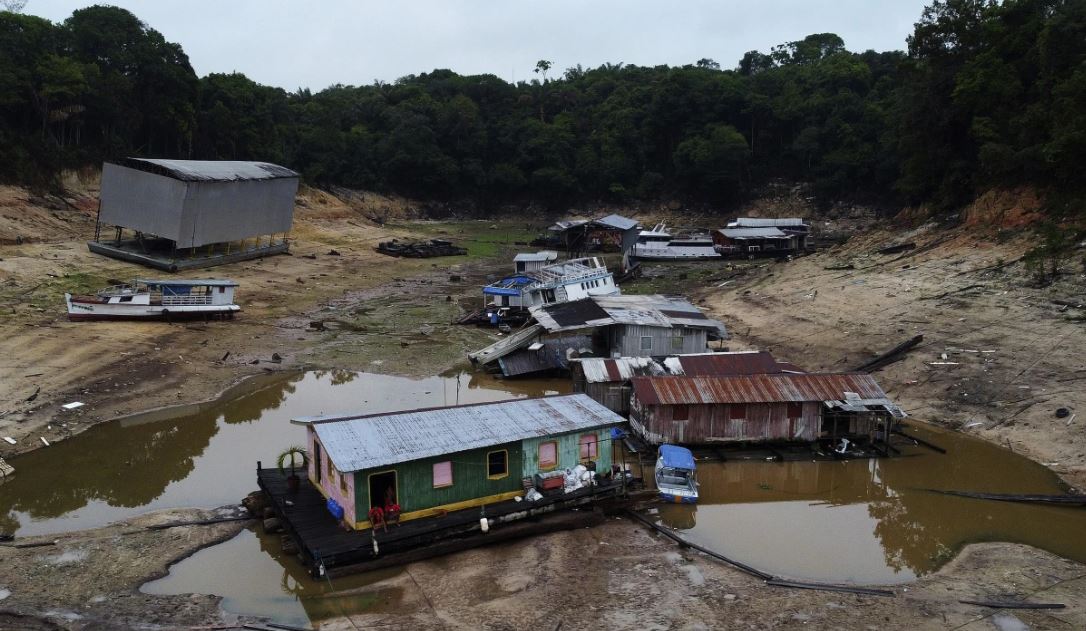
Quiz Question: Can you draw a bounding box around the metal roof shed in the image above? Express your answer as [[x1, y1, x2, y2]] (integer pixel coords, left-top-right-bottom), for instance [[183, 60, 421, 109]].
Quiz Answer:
[[97, 158, 299, 249]]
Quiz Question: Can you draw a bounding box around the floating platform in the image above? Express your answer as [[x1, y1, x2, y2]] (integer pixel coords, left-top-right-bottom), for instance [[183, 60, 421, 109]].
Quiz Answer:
[[257, 465, 625, 577], [88, 239, 288, 272]]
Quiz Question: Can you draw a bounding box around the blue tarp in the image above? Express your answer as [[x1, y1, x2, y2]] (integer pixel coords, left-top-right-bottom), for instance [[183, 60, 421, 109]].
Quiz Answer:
[[484, 276, 534, 296], [483, 287, 522, 296], [327, 497, 344, 520], [659, 444, 696, 470]]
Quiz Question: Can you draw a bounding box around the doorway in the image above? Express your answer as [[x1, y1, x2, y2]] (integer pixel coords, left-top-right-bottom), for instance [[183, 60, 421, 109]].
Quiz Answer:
[[368, 470, 397, 512]]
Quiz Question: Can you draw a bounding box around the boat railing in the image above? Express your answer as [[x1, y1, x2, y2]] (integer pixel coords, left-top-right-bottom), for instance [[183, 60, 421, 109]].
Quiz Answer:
[[160, 295, 213, 306], [96, 284, 141, 298]]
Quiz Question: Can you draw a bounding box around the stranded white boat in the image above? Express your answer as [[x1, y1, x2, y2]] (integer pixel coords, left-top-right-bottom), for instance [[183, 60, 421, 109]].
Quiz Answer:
[[631, 223, 721, 261], [655, 444, 699, 504], [65, 279, 240, 321]]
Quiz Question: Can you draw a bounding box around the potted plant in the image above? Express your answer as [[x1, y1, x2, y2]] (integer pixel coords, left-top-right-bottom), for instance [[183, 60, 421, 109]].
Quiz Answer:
[[277, 445, 309, 492]]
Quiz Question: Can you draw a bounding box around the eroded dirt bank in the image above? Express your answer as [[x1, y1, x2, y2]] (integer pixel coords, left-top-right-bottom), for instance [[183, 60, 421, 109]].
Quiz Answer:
[[697, 218, 1086, 490]]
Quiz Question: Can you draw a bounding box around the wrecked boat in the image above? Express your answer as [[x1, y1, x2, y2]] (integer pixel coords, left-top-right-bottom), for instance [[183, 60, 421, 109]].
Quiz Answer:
[[655, 444, 698, 504], [65, 279, 240, 321]]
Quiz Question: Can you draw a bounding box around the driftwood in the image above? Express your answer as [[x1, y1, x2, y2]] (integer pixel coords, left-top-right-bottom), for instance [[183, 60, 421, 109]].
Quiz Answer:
[[958, 600, 1066, 610], [926, 490, 1086, 507], [853, 335, 924, 373], [919, 284, 985, 301], [877, 242, 916, 255], [823, 263, 855, 271]]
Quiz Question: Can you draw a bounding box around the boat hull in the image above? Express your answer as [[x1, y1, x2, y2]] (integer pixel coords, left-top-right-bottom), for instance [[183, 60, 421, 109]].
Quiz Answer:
[[659, 491, 698, 504], [632, 253, 722, 261], [65, 293, 239, 321]]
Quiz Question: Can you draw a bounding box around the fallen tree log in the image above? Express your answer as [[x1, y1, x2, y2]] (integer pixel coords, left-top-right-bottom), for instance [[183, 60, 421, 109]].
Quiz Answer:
[[919, 284, 985, 301], [876, 242, 916, 255], [958, 600, 1066, 610], [852, 335, 924, 373], [926, 490, 1086, 507]]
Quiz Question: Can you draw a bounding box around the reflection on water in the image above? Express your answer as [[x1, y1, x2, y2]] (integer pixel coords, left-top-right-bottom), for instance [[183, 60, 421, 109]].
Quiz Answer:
[[656, 424, 1086, 584], [0, 369, 567, 536], [142, 526, 403, 627]]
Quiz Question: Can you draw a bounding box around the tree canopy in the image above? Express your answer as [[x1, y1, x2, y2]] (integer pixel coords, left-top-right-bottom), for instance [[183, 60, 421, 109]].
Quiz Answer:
[[1, 1, 1083, 210]]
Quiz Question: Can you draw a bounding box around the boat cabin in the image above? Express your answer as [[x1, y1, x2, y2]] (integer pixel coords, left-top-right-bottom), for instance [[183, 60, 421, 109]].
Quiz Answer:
[[712, 227, 797, 257], [483, 256, 619, 311], [298, 394, 624, 530]]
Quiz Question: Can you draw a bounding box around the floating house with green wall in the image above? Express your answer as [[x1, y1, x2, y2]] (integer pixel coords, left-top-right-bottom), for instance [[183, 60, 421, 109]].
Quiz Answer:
[[296, 394, 625, 530]]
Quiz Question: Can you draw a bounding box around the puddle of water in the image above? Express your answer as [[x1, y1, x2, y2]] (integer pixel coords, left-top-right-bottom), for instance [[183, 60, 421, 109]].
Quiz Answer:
[[0, 369, 568, 537], [655, 423, 1086, 584], [141, 526, 403, 627]]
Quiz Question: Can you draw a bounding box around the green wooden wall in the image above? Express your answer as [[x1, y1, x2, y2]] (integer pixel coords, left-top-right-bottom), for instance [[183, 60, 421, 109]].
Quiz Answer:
[[352, 441, 524, 515], [521, 427, 614, 477]]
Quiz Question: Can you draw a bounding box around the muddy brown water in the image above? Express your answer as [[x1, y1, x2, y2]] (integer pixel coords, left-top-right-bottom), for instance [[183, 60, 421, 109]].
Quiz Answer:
[[3, 371, 1085, 626], [655, 424, 1086, 585]]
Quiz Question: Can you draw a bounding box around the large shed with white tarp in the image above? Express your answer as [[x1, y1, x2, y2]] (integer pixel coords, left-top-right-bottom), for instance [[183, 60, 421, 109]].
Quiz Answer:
[[90, 158, 299, 270]]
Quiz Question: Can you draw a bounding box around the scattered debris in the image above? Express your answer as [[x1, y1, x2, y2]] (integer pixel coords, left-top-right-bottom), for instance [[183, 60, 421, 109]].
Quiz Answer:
[[376, 238, 467, 258], [823, 264, 854, 270], [2, 437, 16, 445], [270, 353, 283, 363], [327, 249, 341, 256], [220, 351, 231, 362], [61, 402, 84, 410], [40, 437, 49, 447], [25, 386, 40, 403], [1055, 407, 1070, 418]]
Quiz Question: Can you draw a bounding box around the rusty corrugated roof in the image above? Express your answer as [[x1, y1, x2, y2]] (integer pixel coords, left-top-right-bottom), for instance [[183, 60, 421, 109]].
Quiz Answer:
[[675, 351, 782, 376], [631, 373, 891, 405]]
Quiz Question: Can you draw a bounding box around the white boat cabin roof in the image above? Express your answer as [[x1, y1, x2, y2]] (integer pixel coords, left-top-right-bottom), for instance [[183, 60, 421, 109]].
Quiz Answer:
[[137, 279, 239, 287]]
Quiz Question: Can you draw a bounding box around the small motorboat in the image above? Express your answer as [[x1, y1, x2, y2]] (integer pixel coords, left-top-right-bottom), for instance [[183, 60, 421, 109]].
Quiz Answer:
[[655, 444, 699, 503], [65, 279, 240, 321]]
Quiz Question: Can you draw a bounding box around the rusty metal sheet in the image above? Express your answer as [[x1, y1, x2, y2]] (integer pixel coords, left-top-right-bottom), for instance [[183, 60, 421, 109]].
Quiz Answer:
[[631, 373, 893, 406]]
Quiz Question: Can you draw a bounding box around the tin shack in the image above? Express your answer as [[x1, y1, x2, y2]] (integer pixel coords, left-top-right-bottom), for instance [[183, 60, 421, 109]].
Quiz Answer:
[[299, 394, 624, 530], [468, 294, 728, 378], [571, 351, 799, 414], [629, 373, 904, 445]]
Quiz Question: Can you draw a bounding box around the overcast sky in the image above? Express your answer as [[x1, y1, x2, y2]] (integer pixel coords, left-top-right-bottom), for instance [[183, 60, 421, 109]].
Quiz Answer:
[[24, 1, 931, 91]]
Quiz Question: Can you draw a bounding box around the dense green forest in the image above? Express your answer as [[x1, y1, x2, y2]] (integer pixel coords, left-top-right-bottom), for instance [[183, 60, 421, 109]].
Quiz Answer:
[[0, 0, 1083, 211]]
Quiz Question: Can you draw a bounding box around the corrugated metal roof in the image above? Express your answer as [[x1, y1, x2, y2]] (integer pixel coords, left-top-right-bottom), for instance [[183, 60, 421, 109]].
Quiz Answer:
[[513, 251, 559, 262], [573, 351, 785, 384], [531, 295, 727, 336], [718, 227, 790, 239], [727, 217, 809, 228], [306, 394, 623, 472], [630, 373, 892, 405], [591, 214, 639, 231], [116, 158, 299, 182], [547, 219, 588, 232]]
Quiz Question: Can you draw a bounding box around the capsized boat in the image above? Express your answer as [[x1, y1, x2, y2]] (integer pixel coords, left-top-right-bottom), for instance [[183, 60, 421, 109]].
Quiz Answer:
[[655, 444, 699, 503], [630, 223, 721, 261], [65, 279, 240, 321]]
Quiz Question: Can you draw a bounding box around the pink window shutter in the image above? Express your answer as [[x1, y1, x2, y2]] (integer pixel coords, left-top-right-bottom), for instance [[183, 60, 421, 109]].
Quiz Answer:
[[433, 461, 453, 487]]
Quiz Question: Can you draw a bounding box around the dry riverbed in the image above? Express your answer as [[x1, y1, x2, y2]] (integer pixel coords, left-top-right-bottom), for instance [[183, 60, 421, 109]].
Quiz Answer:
[[2, 183, 1086, 629]]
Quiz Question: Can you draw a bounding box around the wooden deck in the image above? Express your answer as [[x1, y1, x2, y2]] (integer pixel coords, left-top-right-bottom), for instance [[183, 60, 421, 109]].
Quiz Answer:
[[257, 464, 625, 576]]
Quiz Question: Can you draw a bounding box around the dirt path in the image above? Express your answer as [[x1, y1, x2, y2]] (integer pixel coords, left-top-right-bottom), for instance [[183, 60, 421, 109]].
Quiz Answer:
[[697, 223, 1086, 489]]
